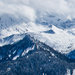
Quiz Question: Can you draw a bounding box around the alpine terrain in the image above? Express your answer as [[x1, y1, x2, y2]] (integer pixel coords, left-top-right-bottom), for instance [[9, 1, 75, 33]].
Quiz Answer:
[[0, 0, 75, 75]]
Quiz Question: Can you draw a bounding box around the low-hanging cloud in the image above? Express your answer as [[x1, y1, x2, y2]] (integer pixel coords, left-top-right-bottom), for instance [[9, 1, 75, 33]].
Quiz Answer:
[[0, 0, 36, 22], [29, 0, 75, 19], [0, 0, 75, 23]]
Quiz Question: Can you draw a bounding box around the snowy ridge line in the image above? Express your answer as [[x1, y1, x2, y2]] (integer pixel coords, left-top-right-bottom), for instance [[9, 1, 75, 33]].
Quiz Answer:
[[0, 22, 75, 54], [0, 0, 75, 54]]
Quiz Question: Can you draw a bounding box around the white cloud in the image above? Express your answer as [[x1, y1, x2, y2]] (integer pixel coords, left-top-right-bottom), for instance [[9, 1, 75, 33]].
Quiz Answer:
[[0, 0, 75, 22], [0, 0, 36, 22]]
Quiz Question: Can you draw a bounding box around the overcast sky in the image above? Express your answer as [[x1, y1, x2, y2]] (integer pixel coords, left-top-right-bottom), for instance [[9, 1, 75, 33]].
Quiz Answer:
[[0, 0, 75, 21]]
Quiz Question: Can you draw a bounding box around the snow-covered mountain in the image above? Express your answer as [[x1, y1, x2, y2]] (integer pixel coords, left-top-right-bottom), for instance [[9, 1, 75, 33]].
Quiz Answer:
[[0, 34, 75, 75], [0, 0, 75, 55], [0, 0, 75, 75], [0, 16, 75, 54]]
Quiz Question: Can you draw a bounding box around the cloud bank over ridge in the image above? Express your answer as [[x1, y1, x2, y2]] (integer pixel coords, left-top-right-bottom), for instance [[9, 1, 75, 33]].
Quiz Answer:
[[0, 0, 75, 23]]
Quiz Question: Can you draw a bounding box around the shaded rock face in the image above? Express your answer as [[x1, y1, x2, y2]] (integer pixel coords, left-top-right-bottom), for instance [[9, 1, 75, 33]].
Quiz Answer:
[[0, 50, 67, 75], [0, 34, 35, 61], [0, 46, 75, 75], [0, 34, 75, 75], [67, 50, 75, 59], [44, 29, 55, 34]]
